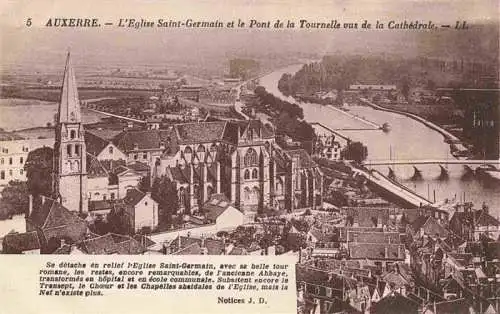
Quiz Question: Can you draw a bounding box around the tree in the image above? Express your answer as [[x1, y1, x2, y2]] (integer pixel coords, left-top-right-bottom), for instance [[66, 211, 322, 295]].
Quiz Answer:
[[138, 176, 151, 193], [401, 77, 411, 101], [0, 180, 29, 218], [341, 141, 368, 163], [151, 176, 179, 228], [24, 146, 53, 197]]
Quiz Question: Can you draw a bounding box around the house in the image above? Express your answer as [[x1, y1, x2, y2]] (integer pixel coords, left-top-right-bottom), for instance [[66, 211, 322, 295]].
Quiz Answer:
[[450, 208, 500, 241], [348, 242, 406, 271], [408, 215, 449, 239], [122, 188, 159, 233], [203, 193, 245, 231], [369, 292, 420, 314], [422, 298, 475, 314], [26, 196, 88, 251], [343, 207, 392, 228], [85, 130, 127, 161], [2, 231, 41, 254], [87, 156, 148, 203], [167, 235, 225, 255], [79, 233, 145, 254]]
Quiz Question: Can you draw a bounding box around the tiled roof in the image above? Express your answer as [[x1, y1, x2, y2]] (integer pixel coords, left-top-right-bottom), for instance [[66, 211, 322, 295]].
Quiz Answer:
[[85, 131, 111, 156], [169, 236, 225, 255], [285, 149, 316, 169], [382, 272, 410, 289], [100, 159, 127, 173], [370, 293, 420, 313], [113, 129, 176, 151], [28, 197, 85, 230], [133, 235, 156, 248], [348, 231, 400, 244], [426, 298, 473, 314], [89, 200, 114, 212], [80, 233, 145, 255], [338, 227, 383, 242], [52, 244, 72, 255], [87, 154, 109, 178], [411, 215, 430, 231], [123, 188, 146, 206], [228, 246, 247, 255], [452, 209, 500, 227], [174, 121, 226, 144], [125, 161, 150, 173], [203, 194, 234, 221], [344, 207, 391, 228], [85, 128, 123, 140], [173, 242, 202, 255], [349, 243, 405, 260], [3, 231, 40, 252]]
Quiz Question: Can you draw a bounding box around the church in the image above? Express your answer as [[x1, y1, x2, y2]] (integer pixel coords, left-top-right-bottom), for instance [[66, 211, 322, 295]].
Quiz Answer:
[[47, 53, 324, 222]]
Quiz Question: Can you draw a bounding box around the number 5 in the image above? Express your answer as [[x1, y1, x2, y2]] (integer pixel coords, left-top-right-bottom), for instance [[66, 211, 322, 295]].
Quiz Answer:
[[26, 18, 32, 27]]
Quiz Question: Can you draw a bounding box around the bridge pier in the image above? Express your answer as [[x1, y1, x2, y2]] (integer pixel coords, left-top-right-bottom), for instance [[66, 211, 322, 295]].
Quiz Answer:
[[411, 166, 423, 181], [388, 167, 396, 180], [438, 165, 449, 180]]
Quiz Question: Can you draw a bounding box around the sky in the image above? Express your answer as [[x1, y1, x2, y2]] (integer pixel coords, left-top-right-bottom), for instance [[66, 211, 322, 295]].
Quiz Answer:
[[0, 0, 498, 75], [1, 0, 498, 28]]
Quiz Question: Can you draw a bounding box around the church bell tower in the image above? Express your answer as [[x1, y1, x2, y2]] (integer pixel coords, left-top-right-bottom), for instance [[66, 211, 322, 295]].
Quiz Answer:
[[53, 52, 88, 213]]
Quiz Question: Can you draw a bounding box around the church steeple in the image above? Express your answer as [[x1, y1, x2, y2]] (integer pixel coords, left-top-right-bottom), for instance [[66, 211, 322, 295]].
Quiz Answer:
[[58, 52, 82, 123], [53, 51, 88, 214]]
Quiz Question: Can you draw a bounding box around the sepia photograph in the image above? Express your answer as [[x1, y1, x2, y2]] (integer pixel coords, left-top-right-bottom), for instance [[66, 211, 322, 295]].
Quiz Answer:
[[0, 0, 499, 313]]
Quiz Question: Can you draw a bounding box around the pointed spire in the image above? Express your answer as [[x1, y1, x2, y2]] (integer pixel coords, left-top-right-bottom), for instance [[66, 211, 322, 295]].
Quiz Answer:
[[58, 51, 81, 123]]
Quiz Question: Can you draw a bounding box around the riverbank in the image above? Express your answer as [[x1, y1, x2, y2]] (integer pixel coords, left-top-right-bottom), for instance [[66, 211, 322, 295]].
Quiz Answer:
[[358, 97, 469, 153]]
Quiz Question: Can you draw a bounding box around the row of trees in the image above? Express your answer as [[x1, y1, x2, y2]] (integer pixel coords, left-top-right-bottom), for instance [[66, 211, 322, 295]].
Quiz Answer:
[[253, 86, 315, 150], [278, 56, 417, 101]]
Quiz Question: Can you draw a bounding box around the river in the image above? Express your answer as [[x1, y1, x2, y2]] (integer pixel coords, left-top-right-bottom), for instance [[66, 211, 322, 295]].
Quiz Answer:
[[0, 98, 108, 131], [259, 64, 500, 213]]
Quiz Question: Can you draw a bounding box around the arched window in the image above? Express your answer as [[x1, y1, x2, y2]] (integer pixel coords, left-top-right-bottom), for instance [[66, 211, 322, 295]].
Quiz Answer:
[[276, 179, 283, 195], [251, 168, 258, 179], [0, 158, 3, 165], [0, 170, 4, 180], [244, 148, 258, 167], [9, 157, 12, 165], [67, 144, 72, 157], [252, 187, 260, 203], [70, 130, 76, 139], [75, 145, 80, 156], [197, 145, 206, 153], [9, 170, 13, 177], [184, 146, 192, 154], [244, 169, 250, 180], [74, 160, 79, 171], [110, 193, 115, 200], [244, 187, 251, 200]]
